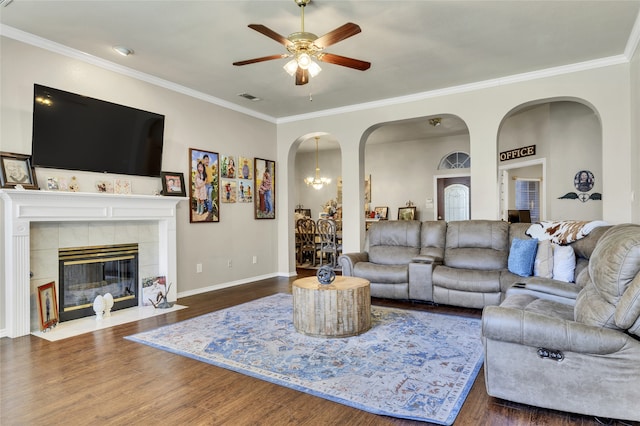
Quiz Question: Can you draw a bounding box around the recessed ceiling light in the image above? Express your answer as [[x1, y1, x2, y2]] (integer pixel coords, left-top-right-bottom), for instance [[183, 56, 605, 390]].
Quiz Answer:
[[112, 46, 134, 57]]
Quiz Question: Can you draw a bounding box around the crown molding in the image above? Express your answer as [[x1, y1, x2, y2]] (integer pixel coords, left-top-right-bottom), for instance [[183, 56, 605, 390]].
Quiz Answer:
[[1, 22, 634, 126], [276, 54, 629, 124], [624, 9, 640, 59]]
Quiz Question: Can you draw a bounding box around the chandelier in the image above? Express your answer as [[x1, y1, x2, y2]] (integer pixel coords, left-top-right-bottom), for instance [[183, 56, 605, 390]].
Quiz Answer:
[[304, 136, 331, 190]]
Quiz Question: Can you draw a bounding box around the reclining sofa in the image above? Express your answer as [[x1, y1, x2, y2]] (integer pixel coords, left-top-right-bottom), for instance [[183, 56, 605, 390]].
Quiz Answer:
[[339, 219, 609, 309], [339, 219, 640, 421], [482, 224, 640, 422]]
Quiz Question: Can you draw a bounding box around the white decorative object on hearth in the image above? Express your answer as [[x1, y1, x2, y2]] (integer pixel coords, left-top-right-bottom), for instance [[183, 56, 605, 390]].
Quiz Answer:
[[103, 293, 114, 317], [93, 295, 105, 321]]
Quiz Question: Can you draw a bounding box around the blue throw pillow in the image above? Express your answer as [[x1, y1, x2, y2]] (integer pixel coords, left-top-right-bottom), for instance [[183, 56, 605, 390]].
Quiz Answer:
[[508, 238, 538, 277]]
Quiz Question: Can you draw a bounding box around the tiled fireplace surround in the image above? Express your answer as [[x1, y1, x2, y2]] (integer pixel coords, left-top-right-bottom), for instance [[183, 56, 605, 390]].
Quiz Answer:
[[1, 190, 181, 338]]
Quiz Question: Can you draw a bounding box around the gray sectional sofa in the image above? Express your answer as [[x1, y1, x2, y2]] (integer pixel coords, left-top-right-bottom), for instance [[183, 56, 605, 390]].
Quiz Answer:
[[339, 219, 609, 309], [340, 219, 640, 421]]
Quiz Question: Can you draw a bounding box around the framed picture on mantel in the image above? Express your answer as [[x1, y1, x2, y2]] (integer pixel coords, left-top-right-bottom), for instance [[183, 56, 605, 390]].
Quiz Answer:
[[0, 152, 39, 190]]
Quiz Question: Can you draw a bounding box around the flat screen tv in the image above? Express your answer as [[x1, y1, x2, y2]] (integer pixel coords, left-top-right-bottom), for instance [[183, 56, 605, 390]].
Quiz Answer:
[[31, 84, 165, 177]]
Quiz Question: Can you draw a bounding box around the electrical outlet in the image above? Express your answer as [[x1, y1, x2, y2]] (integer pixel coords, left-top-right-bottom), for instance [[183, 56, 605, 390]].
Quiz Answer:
[[227, 259, 232, 268], [252, 256, 257, 264], [196, 263, 202, 273]]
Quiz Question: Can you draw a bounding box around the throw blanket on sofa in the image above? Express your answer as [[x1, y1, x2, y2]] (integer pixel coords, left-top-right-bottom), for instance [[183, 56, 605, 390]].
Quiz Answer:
[[526, 220, 609, 245]]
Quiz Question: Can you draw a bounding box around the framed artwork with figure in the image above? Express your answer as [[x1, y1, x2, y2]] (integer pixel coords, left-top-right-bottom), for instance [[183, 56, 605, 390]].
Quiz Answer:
[[254, 158, 276, 219], [0, 152, 39, 189], [189, 148, 220, 223], [160, 171, 186, 197], [37, 281, 58, 331], [374, 206, 388, 220]]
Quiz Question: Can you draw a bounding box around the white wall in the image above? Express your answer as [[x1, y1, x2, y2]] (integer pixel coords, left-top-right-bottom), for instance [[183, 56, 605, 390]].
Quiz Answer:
[[0, 37, 278, 331]]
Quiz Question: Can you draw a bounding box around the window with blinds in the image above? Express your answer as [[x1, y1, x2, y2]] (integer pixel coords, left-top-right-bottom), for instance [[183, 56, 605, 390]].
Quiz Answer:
[[515, 179, 540, 222]]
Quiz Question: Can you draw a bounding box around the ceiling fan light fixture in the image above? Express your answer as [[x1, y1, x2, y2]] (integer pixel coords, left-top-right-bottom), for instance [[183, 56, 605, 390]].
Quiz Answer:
[[297, 52, 312, 69], [308, 61, 322, 77], [283, 59, 298, 76]]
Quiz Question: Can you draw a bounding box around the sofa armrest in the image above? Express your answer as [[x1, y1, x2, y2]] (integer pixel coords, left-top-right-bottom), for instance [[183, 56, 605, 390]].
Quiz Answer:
[[482, 304, 632, 355], [409, 261, 437, 302], [506, 279, 581, 305], [338, 252, 369, 276], [411, 254, 442, 263]]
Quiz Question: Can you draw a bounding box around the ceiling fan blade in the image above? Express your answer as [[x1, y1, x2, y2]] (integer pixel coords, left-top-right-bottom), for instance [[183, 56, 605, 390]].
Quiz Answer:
[[295, 68, 309, 85], [233, 54, 289, 66], [248, 24, 293, 48], [317, 53, 371, 71], [314, 23, 361, 49]]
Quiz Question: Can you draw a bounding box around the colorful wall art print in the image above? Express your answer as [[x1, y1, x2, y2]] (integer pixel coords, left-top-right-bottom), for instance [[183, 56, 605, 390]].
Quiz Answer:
[[189, 148, 219, 223], [221, 154, 236, 179], [239, 156, 253, 180], [254, 158, 275, 219], [221, 179, 237, 203], [238, 179, 253, 203]]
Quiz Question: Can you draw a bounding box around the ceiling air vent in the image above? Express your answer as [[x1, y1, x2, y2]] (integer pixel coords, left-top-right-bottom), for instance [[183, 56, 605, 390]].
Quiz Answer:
[[238, 93, 261, 102]]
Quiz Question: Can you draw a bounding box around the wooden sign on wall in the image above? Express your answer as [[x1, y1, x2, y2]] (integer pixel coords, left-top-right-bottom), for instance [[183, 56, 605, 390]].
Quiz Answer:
[[499, 145, 536, 161]]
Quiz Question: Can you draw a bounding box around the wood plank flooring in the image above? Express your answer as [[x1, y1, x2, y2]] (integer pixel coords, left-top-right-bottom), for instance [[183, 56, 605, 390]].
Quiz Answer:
[[1, 271, 633, 425]]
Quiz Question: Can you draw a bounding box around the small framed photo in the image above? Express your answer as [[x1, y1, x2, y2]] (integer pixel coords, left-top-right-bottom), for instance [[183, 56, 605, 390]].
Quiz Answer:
[[255, 158, 275, 219], [398, 206, 417, 221], [374, 206, 388, 220], [37, 281, 58, 331], [160, 171, 186, 197], [0, 152, 39, 189]]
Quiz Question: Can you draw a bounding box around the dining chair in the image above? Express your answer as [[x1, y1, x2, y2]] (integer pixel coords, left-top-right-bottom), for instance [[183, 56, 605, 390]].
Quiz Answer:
[[317, 218, 342, 268], [296, 217, 317, 266]]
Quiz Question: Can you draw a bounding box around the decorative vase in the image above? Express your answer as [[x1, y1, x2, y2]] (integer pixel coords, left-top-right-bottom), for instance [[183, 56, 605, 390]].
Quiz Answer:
[[316, 265, 336, 285], [103, 293, 114, 317], [93, 295, 105, 321]]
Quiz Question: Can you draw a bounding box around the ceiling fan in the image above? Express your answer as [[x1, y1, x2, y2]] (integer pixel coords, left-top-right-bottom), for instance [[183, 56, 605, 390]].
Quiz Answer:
[[233, 0, 371, 85]]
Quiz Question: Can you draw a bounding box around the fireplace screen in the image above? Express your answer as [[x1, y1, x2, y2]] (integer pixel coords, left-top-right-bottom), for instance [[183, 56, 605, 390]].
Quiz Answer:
[[58, 243, 139, 322]]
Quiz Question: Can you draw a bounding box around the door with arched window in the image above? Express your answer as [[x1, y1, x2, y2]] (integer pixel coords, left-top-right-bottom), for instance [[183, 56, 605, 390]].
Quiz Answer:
[[436, 152, 471, 221], [437, 177, 470, 220]]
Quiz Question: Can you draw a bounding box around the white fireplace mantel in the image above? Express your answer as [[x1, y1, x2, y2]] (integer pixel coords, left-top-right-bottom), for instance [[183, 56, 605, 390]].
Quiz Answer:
[[1, 189, 184, 338]]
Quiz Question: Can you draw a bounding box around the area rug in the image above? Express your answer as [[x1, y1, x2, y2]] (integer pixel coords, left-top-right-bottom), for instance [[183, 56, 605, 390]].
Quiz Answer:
[[125, 293, 483, 425]]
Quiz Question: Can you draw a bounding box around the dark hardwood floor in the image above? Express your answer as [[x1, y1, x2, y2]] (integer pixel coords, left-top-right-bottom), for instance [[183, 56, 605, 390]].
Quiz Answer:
[[1, 270, 634, 425]]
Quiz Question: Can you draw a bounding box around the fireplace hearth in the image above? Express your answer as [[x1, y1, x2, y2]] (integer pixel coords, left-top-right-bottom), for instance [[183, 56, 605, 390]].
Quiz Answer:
[[59, 243, 139, 322]]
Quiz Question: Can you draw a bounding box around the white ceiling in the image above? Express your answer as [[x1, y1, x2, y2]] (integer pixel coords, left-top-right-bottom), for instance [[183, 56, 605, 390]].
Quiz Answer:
[[2, 0, 639, 152]]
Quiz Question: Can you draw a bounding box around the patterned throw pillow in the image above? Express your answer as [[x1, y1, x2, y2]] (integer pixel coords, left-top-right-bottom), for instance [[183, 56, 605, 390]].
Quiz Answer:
[[534, 239, 554, 278], [508, 238, 539, 277]]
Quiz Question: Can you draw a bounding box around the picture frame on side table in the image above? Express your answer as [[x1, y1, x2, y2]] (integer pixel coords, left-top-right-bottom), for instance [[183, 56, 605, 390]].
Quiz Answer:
[[189, 148, 219, 223], [160, 171, 186, 197], [37, 281, 58, 331], [0, 152, 39, 189], [374, 206, 388, 220], [254, 158, 276, 219], [398, 206, 417, 220]]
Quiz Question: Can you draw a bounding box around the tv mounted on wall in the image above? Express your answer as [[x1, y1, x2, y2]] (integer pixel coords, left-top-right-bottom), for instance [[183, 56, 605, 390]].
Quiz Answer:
[[31, 84, 165, 177]]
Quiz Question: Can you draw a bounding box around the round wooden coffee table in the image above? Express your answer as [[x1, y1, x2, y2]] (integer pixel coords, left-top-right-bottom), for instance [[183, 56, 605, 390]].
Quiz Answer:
[[292, 276, 371, 338]]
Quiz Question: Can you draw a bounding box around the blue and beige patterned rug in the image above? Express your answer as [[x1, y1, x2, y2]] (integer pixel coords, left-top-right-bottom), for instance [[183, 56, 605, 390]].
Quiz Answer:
[[125, 293, 483, 425]]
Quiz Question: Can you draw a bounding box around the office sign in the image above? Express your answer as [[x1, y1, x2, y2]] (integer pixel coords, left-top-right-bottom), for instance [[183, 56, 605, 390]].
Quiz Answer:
[[499, 145, 536, 161]]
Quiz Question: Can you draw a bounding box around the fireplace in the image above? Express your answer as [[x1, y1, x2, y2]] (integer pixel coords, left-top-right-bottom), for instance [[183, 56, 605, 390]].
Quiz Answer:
[[59, 243, 139, 322], [1, 190, 181, 338]]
